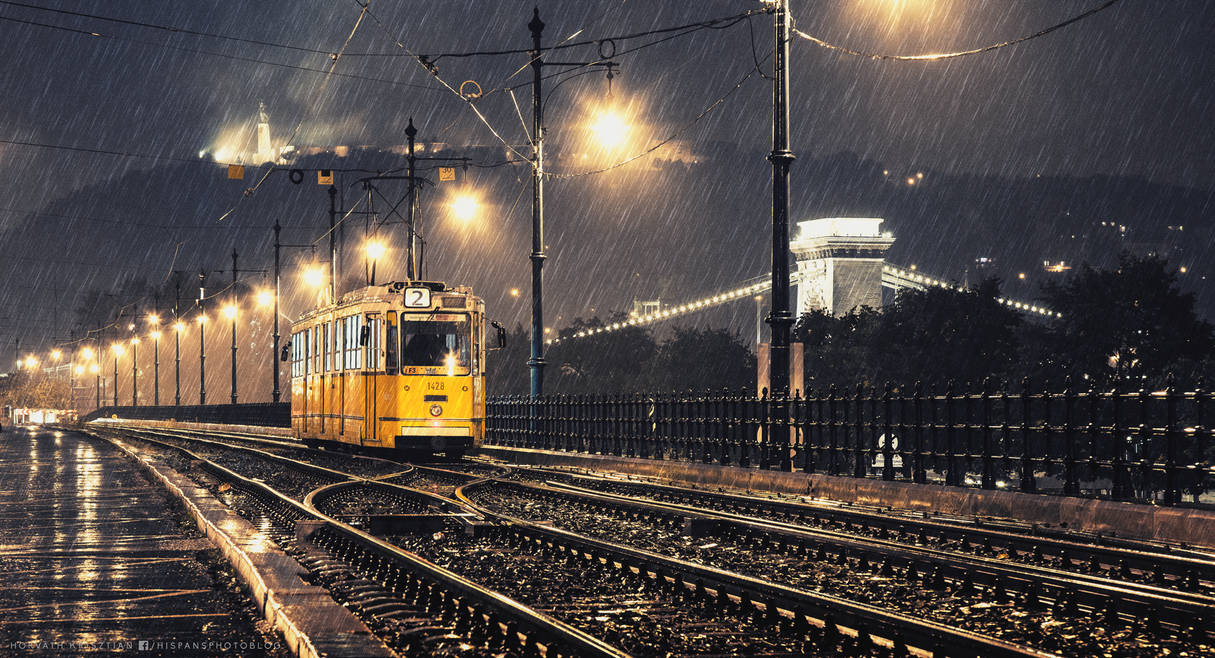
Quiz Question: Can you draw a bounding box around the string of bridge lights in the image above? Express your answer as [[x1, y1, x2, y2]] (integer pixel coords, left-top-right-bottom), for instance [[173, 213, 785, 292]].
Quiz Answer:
[[546, 266, 1059, 346]]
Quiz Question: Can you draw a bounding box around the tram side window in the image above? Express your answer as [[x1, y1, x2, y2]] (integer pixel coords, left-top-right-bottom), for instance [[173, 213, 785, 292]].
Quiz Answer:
[[295, 331, 307, 377], [366, 318, 381, 370], [341, 316, 358, 370], [311, 326, 320, 374], [385, 311, 398, 375], [290, 332, 299, 377]]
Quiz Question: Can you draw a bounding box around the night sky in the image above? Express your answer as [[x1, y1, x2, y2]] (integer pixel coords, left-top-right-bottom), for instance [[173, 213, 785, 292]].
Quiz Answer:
[[1, 0, 1212, 377]]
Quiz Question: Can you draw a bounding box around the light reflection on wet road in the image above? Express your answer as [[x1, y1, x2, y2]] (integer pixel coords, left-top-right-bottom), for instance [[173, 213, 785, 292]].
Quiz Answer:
[[0, 427, 276, 655]]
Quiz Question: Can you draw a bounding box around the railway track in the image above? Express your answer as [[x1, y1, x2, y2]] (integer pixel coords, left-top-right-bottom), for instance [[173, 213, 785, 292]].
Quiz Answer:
[[90, 427, 623, 657], [91, 425, 1213, 655], [513, 466, 1215, 592], [462, 478, 1212, 656]]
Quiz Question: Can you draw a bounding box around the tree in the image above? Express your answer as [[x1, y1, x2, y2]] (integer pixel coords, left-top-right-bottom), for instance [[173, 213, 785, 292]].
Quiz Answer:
[[645, 327, 755, 392], [1036, 253, 1213, 383], [483, 324, 531, 395], [544, 315, 658, 394], [795, 278, 1023, 389]]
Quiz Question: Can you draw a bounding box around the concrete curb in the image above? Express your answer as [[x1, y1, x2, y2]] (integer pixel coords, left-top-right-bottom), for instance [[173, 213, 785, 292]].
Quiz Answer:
[[480, 446, 1215, 548], [94, 432, 391, 658]]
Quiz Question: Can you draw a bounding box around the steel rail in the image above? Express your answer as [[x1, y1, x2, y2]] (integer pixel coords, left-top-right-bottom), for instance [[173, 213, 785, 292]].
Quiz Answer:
[[455, 479, 1053, 658], [94, 427, 627, 658], [513, 477, 1212, 637]]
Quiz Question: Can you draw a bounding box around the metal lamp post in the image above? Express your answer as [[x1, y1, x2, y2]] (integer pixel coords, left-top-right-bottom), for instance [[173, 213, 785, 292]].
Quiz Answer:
[[151, 329, 161, 406], [528, 8, 547, 399], [112, 345, 120, 407], [130, 337, 139, 406], [766, 0, 795, 399], [198, 270, 207, 405]]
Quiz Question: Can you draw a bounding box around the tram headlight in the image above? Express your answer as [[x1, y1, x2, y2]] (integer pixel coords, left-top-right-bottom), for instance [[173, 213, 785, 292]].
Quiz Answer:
[[429, 404, 443, 417]]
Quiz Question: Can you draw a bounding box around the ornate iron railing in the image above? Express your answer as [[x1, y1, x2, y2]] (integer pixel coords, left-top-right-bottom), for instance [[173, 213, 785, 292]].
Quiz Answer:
[[487, 379, 1214, 506]]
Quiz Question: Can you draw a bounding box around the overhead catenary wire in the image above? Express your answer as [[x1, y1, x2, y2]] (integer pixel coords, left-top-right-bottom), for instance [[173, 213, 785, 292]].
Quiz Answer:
[[791, 0, 1123, 61], [0, 14, 441, 92]]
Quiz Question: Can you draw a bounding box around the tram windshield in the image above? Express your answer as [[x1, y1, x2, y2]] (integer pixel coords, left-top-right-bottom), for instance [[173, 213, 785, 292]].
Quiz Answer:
[[402, 317, 470, 374]]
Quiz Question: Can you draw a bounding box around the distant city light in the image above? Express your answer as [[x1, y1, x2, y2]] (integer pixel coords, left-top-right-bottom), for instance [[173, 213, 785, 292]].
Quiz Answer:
[[1018, 272, 1026, 280], [509, 288, 520, 297], [906, 177, 916, 186]]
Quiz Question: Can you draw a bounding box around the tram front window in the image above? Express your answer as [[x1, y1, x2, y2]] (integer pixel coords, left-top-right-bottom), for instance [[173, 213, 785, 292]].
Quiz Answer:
[[402, 319, 470, 374]]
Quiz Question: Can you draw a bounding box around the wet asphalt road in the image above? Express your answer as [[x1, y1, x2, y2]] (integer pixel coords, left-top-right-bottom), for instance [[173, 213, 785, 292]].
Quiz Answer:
[[0, 427, 280, 656]]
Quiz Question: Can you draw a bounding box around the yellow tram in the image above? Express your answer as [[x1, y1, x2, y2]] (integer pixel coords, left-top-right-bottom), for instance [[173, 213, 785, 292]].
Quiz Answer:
[[287, 281, 502, 457]]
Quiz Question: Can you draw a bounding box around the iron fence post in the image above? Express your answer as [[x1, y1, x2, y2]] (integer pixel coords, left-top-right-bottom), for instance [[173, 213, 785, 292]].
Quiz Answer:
[[913, 382, 926, 483], [882, 382, 895, 481], [945, 381, 959, 487], [1164, 375, 1180, 506], [981, 378, 995, 489], [1064, 377, 1079, 495], [1020, 378, 1036, 493], [1111, 381, 1129, 500]]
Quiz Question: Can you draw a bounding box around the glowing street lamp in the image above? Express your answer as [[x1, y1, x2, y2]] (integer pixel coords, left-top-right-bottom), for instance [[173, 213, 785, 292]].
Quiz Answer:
[[364, 240, 387, 285], [449, 193, 480, 223], [256, 289, 274, 308], [51, 349, 62, 361], [589, 109, 629, 148], [302, 265, 326, 290]]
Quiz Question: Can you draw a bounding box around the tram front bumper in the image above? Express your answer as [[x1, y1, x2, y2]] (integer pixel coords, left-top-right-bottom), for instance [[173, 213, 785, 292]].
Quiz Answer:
[[395, 425, 474, 451]]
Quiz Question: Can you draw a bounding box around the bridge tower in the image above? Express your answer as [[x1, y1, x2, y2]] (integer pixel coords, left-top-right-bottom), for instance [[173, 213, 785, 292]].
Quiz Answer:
[[790, 217, 895, 316]]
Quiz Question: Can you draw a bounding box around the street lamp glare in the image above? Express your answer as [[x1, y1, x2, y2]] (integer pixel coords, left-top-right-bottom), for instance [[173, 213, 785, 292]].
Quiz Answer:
[[82, 347, 94, 359], [89, 363, 100, 374], [256, 289, 274, 308], [302, 265, 326, 289], [223, 304, 238, 320], [130, 336, 140, 345], [589, 109, 628, 148], [450, 194, 479, 222], [364, 240, 387, 261], [51, 349, 62, 360], [148, 314, 160, 326], [174, 321, 186, 333], [24, 356, 37, 369], [150, 330, 162, 340], [112, 343, 125, 356]]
